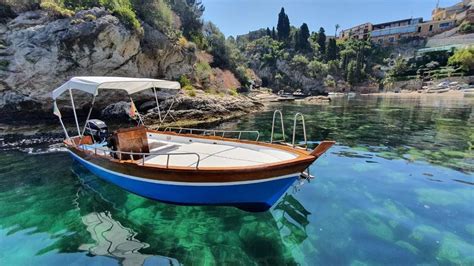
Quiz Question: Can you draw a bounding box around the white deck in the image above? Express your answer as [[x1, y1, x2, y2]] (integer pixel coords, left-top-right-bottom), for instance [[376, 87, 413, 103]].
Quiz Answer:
[[144, 133, 298, 168]]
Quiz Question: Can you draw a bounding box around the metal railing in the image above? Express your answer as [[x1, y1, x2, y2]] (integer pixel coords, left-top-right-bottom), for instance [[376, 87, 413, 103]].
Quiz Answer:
[[292, 112, 307, 148], [79, 145, 201, 169], [163, 127, 260, 141], [270, 110, 285, 143]]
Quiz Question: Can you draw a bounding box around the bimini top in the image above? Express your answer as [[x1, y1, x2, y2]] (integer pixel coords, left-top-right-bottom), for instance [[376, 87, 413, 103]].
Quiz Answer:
[[52, 76, 181, 100]]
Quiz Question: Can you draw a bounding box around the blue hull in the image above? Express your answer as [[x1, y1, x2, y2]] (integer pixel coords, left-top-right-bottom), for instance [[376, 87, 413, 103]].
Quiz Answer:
[[70, 151, 298, 212]]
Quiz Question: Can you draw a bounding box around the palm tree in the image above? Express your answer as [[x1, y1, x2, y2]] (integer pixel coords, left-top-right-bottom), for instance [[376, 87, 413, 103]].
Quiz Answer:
[[335, 24, 340, 38]]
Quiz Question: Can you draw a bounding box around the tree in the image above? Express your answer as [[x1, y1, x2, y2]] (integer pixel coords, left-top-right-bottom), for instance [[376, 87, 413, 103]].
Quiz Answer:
[[297, 23, 310, 52], [271, 27, 277, 39], [168, 0, 205, 39], [326, 38, 338, 61], [203, 22, 230, 68], [335, 24, 340, 38], [317, 27, 326, 56], [277, 7, 290, 41], [448, 47, 474, 72], [346, 60, 357, 86], [266, 27, 271, 36]]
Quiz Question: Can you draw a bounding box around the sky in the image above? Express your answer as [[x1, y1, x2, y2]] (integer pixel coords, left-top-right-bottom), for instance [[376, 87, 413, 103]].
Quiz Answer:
[[201, 0, 460, 37]]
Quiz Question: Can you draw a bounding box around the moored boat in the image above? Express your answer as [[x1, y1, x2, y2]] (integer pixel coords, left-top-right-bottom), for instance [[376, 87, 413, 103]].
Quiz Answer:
[[52, 77, 335, 211]]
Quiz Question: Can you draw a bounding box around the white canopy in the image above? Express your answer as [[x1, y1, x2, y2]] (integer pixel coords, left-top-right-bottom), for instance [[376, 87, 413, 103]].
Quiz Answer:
[[52, 76, 181, 100]]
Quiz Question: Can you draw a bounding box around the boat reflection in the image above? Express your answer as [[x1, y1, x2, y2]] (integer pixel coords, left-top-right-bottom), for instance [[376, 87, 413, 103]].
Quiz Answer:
[[79, 211, 179, 266], [72, 165, 180, 266], [72, 161, 312, 265], [274, 193, 311, 245]]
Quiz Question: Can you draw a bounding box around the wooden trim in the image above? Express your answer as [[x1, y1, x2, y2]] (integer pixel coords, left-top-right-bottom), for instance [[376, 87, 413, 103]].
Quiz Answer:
[[69, 147, 314, 183], [310, 141, 336, 157], [66, 128, 335, 183]]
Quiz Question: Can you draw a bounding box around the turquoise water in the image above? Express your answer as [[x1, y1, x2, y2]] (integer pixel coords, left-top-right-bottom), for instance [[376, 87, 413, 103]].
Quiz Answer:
[[1, 95, 473, 265]]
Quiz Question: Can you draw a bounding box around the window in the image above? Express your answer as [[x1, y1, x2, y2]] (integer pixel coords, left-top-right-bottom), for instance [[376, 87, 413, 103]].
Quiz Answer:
[[429, 25, 433, 31], [389, 37, 395, 43], [439, 22, 451, 28], [418, 26, 421, 32]]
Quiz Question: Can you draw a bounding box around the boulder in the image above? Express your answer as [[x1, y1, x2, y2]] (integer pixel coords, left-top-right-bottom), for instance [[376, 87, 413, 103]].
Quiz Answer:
[[0, 8, 196, 121]]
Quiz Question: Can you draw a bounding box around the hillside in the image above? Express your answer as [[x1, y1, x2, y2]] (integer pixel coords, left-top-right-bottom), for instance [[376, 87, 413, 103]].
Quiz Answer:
[[0, 0, 260, 123]]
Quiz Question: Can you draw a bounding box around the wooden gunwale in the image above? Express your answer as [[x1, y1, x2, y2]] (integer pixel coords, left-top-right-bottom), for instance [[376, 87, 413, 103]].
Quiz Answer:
[[66, 129, 323, 183]]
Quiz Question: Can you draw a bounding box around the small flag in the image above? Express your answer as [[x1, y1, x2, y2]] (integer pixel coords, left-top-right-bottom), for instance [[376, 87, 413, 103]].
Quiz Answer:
[[53, 101, 61, 118], [129, 101, 137, 118]]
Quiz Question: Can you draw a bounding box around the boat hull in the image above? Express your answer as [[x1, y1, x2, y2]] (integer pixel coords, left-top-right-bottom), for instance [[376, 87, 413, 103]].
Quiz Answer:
[[69, 150, 299, 212]]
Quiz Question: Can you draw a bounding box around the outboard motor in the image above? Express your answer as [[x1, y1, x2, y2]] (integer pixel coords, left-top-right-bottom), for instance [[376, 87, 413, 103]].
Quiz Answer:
[[84, 119, 109, 143]]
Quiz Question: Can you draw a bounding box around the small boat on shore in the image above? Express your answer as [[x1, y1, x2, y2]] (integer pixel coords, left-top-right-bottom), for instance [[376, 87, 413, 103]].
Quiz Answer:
[[292, 89, 308, 98], [52, 77, 335, 211], [462, 88, 474, 97]]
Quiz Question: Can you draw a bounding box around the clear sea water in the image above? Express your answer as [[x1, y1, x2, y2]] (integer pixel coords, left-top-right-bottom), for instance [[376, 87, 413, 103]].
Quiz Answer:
[[0, 95, 473, 265]]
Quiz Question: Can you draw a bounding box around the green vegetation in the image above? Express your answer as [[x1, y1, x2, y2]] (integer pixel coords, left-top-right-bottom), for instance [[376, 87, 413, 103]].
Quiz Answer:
[[448, 46, 474, 73], [0, 59, 9, 70], [40, 0, 75, 18], [459, 21, 474, 34]]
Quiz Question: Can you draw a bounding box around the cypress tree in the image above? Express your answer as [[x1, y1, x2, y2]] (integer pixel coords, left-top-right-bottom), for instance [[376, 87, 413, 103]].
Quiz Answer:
[[317, 27, 326, 55], [326, 38, 338, 60], [266, 27, 271, 36], [298, 23, 310, 52], [277, 7, 290, 41], [271, 27, 276, 39]]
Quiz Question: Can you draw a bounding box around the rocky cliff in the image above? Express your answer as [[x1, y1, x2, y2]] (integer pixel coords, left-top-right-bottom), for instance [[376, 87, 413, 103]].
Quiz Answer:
[[0, 7, 197, 121]]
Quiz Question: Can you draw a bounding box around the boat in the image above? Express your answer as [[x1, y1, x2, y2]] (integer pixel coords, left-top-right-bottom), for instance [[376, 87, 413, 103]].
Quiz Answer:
[[292, 89, 308, 98], [276, 90, 296, 101], [328, 92, 344, 98], [462, 88, 474, 97], [52, 77, 335, 212]]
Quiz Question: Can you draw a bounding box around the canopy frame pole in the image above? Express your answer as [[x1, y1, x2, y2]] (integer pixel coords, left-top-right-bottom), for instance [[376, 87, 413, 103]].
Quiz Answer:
[[160, 97, 176, 124], [69, 89, 81, 136], [80, 94, 97, 144], [130, 97, 145, 126], [54, 101, 70, 141], [153, 87, 162, 122]]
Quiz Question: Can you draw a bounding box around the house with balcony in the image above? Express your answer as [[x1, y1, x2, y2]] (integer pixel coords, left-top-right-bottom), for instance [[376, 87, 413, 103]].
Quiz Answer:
[[339, 23, 372, 40], [370, 18, 423, 45]]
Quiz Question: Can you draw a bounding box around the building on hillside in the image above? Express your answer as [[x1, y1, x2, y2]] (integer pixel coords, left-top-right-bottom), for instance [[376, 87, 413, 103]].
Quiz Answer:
[[432, 0, 473, 21], [465, 8, 474, 23], [370, 18, 423, 45], [339, 23, 372, 40], [417, 19, 457, 37]]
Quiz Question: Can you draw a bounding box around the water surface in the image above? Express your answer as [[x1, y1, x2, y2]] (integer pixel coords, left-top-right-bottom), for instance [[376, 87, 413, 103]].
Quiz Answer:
[[1, 95, 473, 265]]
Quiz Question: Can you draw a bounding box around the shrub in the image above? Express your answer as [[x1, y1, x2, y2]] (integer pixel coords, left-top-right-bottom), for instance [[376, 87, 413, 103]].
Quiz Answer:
[[178, 36, 188, 47], [183, 85, 196, 97], [448, 47, 474, 72], [179, 75, 191, 87], [229, 87, 238, 96], [113, 6, 143, 34], [195, 61, 212, 83], [84, 13, 96, 21], [324, 77, 336, 88], [459, 21, 474, 34], [0, 60, 10, 70], [40, 1, 75, 18], [132, 0, 174, 33], [308, 60, 328, 79], [291, 54, 309, 69]]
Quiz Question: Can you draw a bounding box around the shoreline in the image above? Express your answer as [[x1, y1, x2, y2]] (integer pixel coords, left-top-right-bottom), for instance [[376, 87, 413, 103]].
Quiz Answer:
[[366, 90, 470, 98]]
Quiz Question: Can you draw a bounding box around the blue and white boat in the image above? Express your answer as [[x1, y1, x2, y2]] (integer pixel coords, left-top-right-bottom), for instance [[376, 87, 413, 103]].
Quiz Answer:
[[52, 77, 335, 211]]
